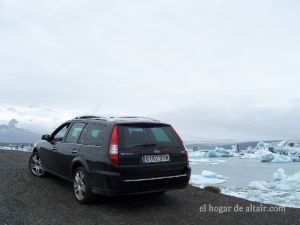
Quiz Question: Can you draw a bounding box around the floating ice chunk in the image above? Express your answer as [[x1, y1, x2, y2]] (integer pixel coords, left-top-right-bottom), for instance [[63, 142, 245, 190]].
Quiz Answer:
[[261, 154, 293, 163], [273, 168, 287, 181], [188, 151, 206, 157], [271, 155, 293, 163], [224, 168, 300, 208], [277, 140, 287, 147], [189, 158, 226, 165], [206, 150, 219, 157], [242, 149, 271, 159], [275, 183, 290, 191], [206, 149, 232, 157], [201, 170, 227, 179], [248, 181, 269, 191], [188, 148, 233, 158], [190, 170, 227, 188], [189, 158, 211, 163]]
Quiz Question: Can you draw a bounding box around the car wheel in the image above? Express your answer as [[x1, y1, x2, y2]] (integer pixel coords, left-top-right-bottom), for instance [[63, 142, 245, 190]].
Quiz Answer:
[[29, 152, 47, 177], [73, 167, 95, 204]]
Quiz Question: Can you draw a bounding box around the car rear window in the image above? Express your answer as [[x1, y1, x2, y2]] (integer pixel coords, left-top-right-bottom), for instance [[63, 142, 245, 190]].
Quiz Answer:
[[118, 124, 181, 149]]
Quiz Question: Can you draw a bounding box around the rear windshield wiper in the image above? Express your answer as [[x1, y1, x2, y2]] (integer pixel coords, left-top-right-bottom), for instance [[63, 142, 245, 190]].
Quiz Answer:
[[131, 143, 158, 148]]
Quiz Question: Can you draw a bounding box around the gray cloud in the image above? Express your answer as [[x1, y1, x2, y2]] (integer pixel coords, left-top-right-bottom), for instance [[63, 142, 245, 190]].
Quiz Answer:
[[0, 0, 300, 140], [156, 99, 300, 141]]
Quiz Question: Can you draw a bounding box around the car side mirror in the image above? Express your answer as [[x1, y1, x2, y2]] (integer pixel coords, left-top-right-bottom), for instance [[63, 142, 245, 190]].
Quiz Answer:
[[41, 134, 51, 142]]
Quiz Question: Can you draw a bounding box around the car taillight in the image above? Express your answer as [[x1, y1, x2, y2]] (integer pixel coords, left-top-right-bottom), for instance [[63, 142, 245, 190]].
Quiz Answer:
[[109, 126, 119, 166]]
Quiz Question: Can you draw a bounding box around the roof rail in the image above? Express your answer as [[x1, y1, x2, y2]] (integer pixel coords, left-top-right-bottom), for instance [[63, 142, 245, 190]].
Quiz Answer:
[[117, 116, 160, 122], [73, 115, 101, 119], [73, 115, 160, 122]]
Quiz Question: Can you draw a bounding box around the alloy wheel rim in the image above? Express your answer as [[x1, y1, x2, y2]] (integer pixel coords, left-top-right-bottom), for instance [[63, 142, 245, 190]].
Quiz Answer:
[[74, 170, 86, 201], [30, 154, 44, 176]]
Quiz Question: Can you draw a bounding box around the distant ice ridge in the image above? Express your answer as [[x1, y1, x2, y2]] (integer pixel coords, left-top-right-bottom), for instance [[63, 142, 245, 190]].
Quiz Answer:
[[188, 147, 237, 158], [189, 158, 225, 165], [0, 145, 33, 152], [223, 168, 300, 208], [189, 140, 300, 163], [190, 170, 227, 188], [242, 141, 300, 162]]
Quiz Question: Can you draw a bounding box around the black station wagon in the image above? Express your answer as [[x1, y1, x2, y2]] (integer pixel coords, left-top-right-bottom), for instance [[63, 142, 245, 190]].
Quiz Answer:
[[29, 116, 191, 203]]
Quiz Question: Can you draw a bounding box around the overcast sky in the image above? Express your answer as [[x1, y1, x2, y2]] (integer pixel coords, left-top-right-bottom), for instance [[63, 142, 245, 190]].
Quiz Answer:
[[1, 0, 300, 141]]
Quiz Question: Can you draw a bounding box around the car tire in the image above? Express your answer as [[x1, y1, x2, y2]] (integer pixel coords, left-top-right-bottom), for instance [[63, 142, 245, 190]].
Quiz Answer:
[[29, 151, 47, 177], [73, 167, 95, 204]]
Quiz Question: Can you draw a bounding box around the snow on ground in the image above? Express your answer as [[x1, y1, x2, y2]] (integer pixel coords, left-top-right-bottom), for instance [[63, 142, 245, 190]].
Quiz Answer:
[[0, 145, 33, 152], [223, 168, 300, 208], [190, 170, 227, 188]]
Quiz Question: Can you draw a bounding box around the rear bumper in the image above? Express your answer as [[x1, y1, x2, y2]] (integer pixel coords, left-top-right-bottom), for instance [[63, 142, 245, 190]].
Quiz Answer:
[[90, 166, 191, 196]]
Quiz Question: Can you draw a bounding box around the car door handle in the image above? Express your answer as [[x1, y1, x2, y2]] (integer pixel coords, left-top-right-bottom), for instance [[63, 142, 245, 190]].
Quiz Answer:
[[72, 149, 77, 154]]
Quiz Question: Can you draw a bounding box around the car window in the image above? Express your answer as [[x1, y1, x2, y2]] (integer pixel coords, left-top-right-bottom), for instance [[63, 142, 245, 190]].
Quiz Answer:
[[79, 123, 106, 146], [118, 125, 181, 148], [65, 123, 86, 144], [150, 127, 172, 143], [52, 124, 70, 142]]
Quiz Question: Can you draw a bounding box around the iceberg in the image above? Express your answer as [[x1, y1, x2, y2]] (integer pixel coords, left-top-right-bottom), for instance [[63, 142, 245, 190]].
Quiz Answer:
[[211, 147, 233, 157], [243, 141, 300, 162], [188, 151, 207, 157], [190, 170, 227, 188], [261, 154, 293, 163], [248, 181, 270, 191], [201, 170, 227, 179], [273, 168, 287, 181], [223, 168, 300, 208]]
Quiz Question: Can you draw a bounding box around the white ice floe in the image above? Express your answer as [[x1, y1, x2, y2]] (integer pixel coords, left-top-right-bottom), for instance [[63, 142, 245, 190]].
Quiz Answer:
[[223, 168, 300, 208], [242, 141, 300, 163], [190, 140, 300, 162], [188, 151, 207, 157], [189, 158, 226, 165], [190, 170, 227, 188], [242, 148, 271, 159], [201, 170, 227, 179], [261, 154, 293, 163], [188, 148, 233, 158]]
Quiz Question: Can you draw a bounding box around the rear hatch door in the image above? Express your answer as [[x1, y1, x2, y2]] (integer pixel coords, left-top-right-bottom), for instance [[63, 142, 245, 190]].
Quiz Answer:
[[117, 123, 188, 179]]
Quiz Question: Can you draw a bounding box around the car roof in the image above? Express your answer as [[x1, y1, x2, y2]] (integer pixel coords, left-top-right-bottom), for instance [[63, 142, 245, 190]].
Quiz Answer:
[[69, 115, 169, 125]]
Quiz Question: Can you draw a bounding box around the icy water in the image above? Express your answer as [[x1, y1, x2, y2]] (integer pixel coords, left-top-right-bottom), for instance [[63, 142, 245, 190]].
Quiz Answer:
[[190, 157, 300, 208], [190, 157, 300, 188]]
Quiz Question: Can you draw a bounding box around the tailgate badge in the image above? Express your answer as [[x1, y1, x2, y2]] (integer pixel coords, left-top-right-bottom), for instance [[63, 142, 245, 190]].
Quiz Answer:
[[154, 149, 160, 153]]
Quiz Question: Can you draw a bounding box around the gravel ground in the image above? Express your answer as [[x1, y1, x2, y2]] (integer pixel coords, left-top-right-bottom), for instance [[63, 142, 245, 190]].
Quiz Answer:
[[0, 150, 299, 225]]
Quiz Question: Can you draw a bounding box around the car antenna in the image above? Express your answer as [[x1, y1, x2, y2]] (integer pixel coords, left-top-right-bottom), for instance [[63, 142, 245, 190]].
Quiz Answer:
[[92, 105, 101, 115]]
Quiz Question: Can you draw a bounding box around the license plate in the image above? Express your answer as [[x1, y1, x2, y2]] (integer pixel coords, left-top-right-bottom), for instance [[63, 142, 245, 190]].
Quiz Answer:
[[142, 154, 170, 163]]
